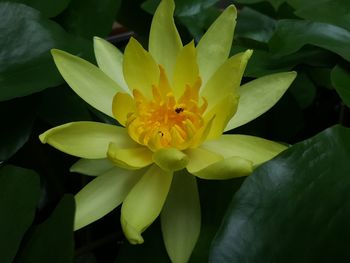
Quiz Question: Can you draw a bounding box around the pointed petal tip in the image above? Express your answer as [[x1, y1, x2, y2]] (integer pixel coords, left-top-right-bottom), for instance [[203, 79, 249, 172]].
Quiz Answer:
[[225, 4, 237, 16], [93, 36, 103, 46], [38, 132, 47, 144], [50, 48, 64, 58], [93, 36, 102, 41], [121, 216, 145, 244]]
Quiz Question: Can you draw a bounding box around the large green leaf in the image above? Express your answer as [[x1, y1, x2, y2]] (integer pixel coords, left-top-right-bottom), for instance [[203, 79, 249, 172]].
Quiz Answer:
[[7, 0, 71, 17], [331, 65, 350, 108], [0, 98, 35, 161], [293, 0, 350, 31], [235, 7, 276, 43], [16, 195, 75, 263], [269, 19, 350, 61], [288, 72, 316, 109], [0, 2, 92, 101], [0, 165, 40, 263], [235, 46, 334, 78], [58, 0, 121, 38], [210, 125, 350, 262]]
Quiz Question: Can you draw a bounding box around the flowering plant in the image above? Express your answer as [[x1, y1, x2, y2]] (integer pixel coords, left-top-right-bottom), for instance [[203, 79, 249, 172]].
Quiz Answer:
[[40, 0, 296, 261]]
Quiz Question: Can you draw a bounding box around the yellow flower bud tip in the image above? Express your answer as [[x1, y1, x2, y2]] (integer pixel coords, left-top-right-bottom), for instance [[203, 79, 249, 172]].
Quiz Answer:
[[153, 148, 189, 171], [121, 216, 144, 245], [120, 67, 207, 151]]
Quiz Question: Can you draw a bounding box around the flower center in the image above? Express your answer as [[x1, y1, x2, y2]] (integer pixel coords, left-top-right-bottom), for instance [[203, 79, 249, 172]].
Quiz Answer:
[[126, 69, 207, 151]]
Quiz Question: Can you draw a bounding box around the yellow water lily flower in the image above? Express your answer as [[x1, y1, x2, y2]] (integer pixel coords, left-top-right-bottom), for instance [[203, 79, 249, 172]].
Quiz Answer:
[[39, 0, 296, 262]]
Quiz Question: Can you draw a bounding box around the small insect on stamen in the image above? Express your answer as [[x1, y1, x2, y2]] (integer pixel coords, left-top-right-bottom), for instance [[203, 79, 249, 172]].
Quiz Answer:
[[158, 131, 164, 137], [175, 107, 184, 114]]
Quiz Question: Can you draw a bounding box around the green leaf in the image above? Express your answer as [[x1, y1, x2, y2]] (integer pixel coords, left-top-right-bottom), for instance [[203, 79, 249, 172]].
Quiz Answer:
[[269, 19, 350, 61], [241, 47, 334, 78], [0, 165, 40, 263], [331, 65, 350, 108], [178, 7, 220, 41], [0, 98, 35, 161], [210, 125, 350, 262], [16, 195, 75, 263], [236, 7, 276, 43], [142, 0, 219, 16], [288, 72, 316, 108], [0, 2, 92, 101], [7, 0, 71, 17], [58, 0, 122, 38], [234, 0, 285, 10], [293, 0, 350, 31]]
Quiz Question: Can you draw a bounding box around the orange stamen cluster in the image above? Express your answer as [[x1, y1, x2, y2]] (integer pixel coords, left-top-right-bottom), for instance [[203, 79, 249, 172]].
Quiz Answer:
[[126, 68, 207, 151]]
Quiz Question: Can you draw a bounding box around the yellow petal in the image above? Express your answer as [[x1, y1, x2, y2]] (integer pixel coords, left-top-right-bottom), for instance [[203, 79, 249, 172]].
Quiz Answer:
[[112, 92, 135, 126], [197, 5, 237, 86], [203, 93, 239, 140], [74, 167, 143, 230], [93, 36, 129, 91], [190, 156, 253, 180], [173, 41, 199, 98], [185, 147, 223, 173], [161, 172, 200, 263], [201, 50, 253, 111], [225, 71, 297, 131], [149, 0, 182, 79], [153, 148, 189, 171], [123, 37, 159, 98], [107, 143, 153, 169], [70, 158, 114, 176], [51, 49, 122, 117], [121, 165, 173, 244], [39, 121, 133, 159], [201, 134, 287, 166]]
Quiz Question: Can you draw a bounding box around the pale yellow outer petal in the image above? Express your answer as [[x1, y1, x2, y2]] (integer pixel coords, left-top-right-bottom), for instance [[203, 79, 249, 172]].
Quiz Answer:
[[186, 147, 253, 179], [161, 172, 201, 263], [107, 143, 154, 169], [112, 92, 135, 126], [185, 147, 223, 173], [123, 38, 160, 98], [93, 36, 129, 92], [51, 49, 122, 117], [225, 71, 297, 131], [201, 134, 288, 166], [39, 121, 133, 159], [190, 156, 253, 180], [197, 5, 237, 87], [173, 41, 199, 98], [201, 50, 253, 112], [74, 167, 143, 230], [121, 165, 173, 244], [149, 0, 182, 79], [70, 158, 114, 176]]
